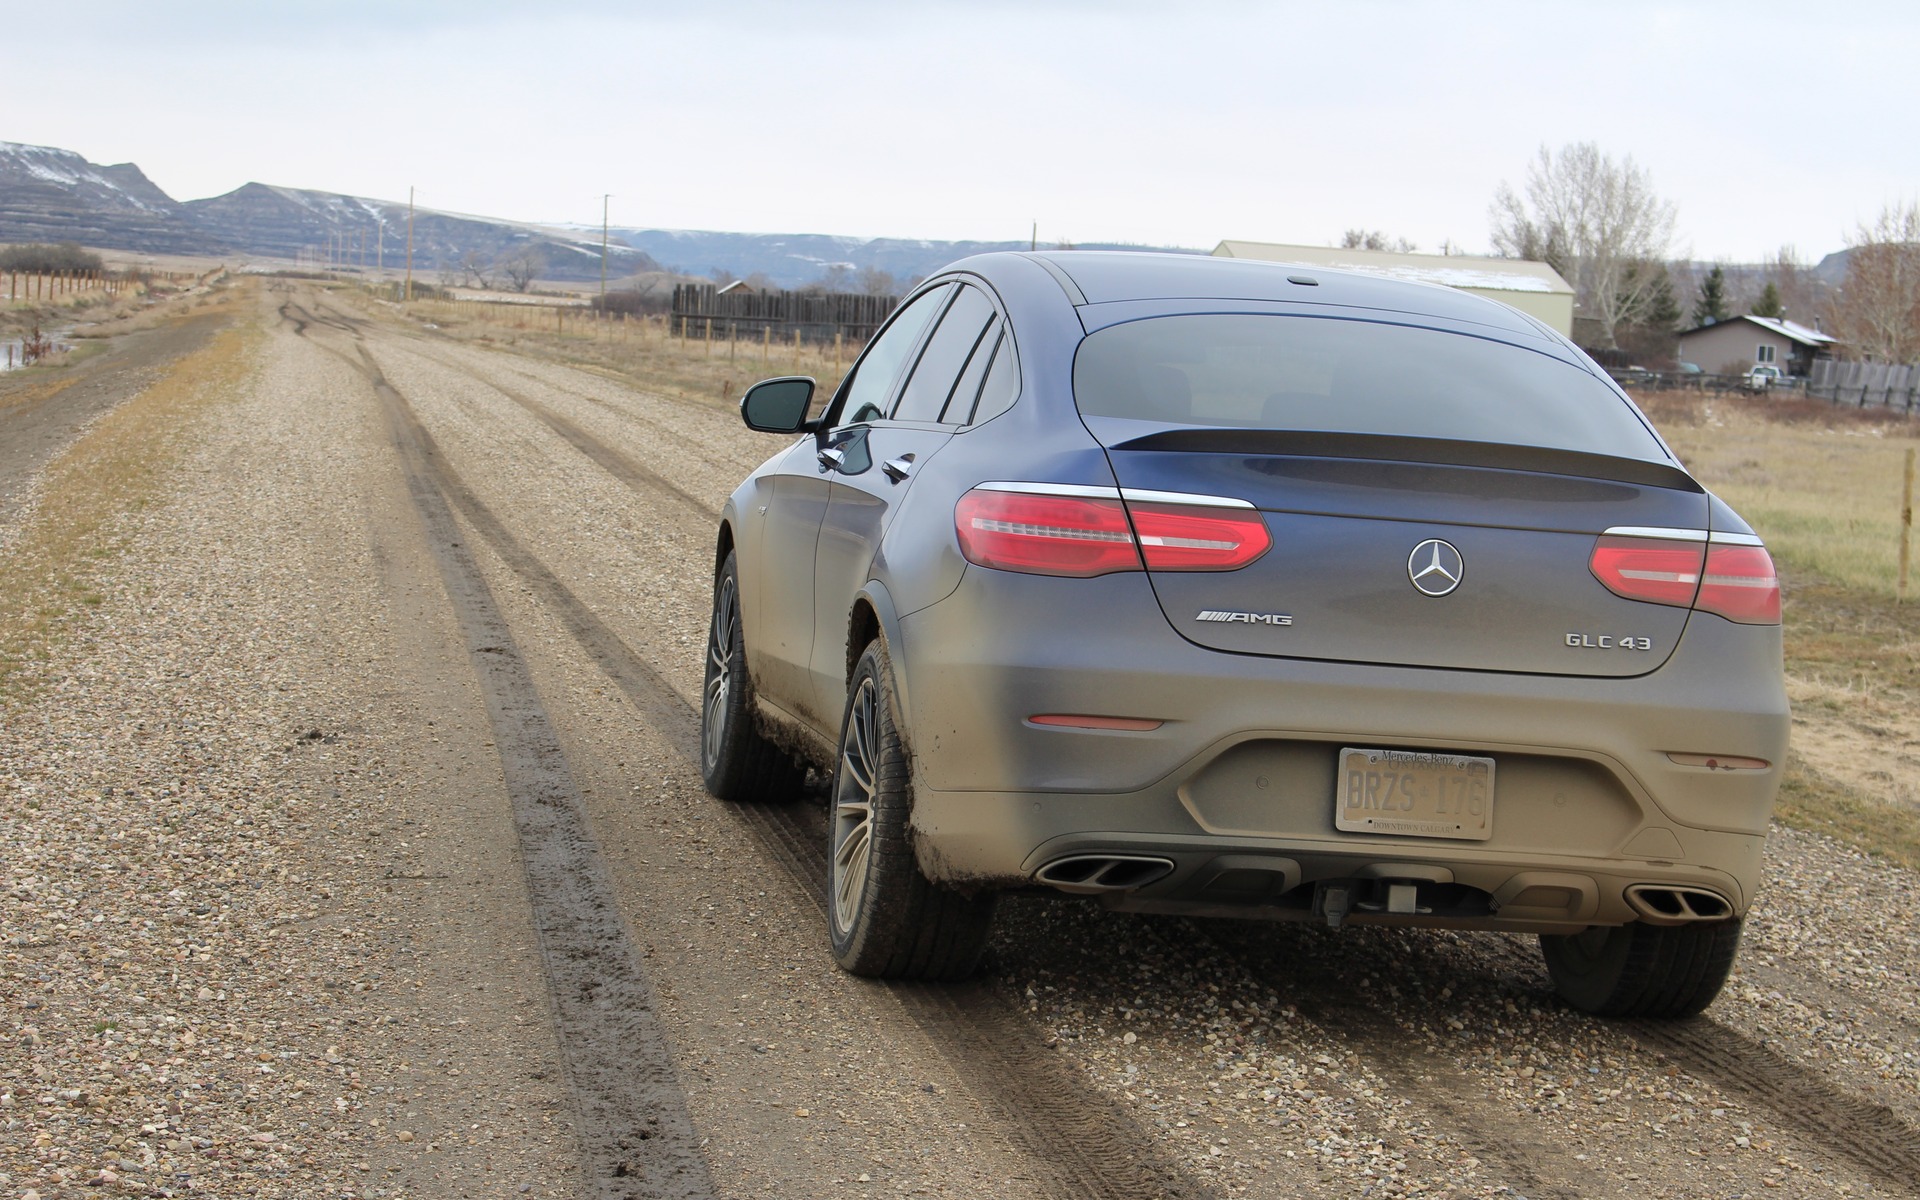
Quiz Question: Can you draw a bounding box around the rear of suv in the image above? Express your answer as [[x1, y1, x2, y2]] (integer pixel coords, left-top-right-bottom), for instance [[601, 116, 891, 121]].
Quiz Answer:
[[706, 251, 1788, 1018]]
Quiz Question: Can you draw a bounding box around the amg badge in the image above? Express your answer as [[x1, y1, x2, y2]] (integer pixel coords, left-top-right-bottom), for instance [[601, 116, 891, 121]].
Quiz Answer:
[[1196, 610, 1293, 625]]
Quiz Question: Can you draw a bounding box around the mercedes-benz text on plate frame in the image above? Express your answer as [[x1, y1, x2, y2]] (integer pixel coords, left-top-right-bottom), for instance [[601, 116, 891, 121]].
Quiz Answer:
[[706, 250, 1789, 1019], [1408, 539, 1464, 597], [1337, 748, 1494, 841]]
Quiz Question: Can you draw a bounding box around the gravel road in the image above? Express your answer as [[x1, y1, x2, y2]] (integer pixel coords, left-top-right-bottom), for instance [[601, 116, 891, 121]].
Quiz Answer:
[[3, 282, 1916, 1199]]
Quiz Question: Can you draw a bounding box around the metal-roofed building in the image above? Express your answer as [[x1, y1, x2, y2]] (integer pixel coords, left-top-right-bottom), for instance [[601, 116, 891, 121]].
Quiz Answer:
[[1674, 314, 1839, 377], [1211, 240, 1575, 336]]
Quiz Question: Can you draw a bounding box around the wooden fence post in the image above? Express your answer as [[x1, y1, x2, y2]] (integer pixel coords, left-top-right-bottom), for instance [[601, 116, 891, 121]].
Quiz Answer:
[[1902, 448, 1915, 604]]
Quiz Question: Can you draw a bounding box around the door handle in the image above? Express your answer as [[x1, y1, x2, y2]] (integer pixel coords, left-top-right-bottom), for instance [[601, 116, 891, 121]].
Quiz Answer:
[[816, 446, 846, 471], [882, 454, 915, 483]]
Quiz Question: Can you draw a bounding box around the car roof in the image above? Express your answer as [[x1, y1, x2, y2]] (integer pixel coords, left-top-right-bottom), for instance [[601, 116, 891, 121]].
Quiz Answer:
[[945, 249, 1552, 342]]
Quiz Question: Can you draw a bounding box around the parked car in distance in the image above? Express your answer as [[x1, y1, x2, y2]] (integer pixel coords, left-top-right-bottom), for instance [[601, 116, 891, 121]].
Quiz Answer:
[[702, 251, 1788, 1018], [1677, 361, 1704, 375], [1744, 363, 1785, 391]]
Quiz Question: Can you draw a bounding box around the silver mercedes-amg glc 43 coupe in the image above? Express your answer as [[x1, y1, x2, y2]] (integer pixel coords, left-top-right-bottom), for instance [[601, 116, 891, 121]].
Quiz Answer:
[[701, 251, 1787, 1018]]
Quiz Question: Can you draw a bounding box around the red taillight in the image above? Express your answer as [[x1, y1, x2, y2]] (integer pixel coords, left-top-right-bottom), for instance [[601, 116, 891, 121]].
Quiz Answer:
[[1589, 533, 1780, 625], [1590, 535, 1705, 607], [954, 489, 1142, 577], [954, 486, 1271, 577], [1128, 502, 1272, 571], [1697, 543, 1780, 624]]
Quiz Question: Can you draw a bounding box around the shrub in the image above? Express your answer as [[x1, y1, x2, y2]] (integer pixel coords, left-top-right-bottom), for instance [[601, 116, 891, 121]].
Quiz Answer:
[[0, 242, 105, 273]]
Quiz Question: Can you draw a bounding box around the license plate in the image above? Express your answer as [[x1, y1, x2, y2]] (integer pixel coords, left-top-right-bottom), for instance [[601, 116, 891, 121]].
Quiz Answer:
[[1335, 747, 1494, 841]]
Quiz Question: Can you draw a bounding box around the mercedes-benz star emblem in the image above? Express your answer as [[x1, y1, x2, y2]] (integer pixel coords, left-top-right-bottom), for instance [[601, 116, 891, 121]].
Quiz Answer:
[[1408, 539, 1464, 597]]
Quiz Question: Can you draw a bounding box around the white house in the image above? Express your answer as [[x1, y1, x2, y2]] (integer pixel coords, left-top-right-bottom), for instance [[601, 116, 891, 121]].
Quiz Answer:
[[1211, 240, 1575, 336]]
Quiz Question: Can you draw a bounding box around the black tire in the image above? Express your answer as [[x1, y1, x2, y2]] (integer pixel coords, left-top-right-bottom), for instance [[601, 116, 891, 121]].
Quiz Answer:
[[1540, 917, 1743, 1018], [700, 551, 802, 802], [827, 639, 995, 980]]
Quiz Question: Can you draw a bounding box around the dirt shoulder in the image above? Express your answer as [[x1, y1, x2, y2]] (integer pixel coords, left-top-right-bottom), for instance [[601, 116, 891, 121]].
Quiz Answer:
[[0, 307, 230, 530]]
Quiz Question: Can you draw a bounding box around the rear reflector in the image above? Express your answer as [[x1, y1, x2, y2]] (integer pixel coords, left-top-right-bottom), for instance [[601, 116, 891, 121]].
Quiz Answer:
[[1589, 533, 1779, 625], [1028, 714, 1165, 731], [1666, 752, 1771, 771], [956, 486, 1270, 577]]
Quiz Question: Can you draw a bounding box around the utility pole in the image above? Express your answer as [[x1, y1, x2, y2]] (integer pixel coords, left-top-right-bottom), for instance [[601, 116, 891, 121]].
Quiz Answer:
[[600, 193, 612, 301], [1030, 221, 1037, 252], [404, 186, 415, 303], [377, 214, 384, 276]]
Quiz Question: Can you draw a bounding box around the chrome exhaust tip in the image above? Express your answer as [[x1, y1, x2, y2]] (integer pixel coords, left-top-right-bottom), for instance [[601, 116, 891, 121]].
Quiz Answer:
[[1626, 884, 1733, 924], [1035, 855, 1176, 895]]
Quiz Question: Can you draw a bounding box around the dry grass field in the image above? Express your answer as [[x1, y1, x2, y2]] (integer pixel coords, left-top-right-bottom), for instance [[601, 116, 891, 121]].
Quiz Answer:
[[1638, 388, 1920, 867]]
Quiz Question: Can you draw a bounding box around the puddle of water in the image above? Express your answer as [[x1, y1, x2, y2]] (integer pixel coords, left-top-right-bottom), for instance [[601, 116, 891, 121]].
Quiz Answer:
[[0, 329, 73, 371]]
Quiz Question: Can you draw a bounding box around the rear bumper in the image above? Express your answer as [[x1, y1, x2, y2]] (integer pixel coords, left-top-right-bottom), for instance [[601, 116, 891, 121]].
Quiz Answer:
[[895, 567, 1788, 929]]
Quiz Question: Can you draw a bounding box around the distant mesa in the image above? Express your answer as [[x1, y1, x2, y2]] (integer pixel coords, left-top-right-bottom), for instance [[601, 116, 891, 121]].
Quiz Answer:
[[0, 140, 223, 255], [0, 139, 1194, 286]]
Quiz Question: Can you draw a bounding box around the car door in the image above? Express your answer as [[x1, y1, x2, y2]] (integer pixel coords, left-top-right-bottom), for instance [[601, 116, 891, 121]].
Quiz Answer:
[[807, 283, 1001, 719], [744, 437, 835, 725], [758, 282, 952, 731]]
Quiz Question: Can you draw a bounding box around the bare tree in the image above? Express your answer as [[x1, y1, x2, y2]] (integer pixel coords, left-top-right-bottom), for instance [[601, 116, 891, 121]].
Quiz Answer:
[[1489, 142, 1678, 348], [1760, 246, 1822, 323], [805, 264, 855, 293], [1340, 229, 1417, 253], [856, 266, 897, 296], [500, 245, 547, 293], [458, 250, 495, 290], [1825, 205, 1920, 361]]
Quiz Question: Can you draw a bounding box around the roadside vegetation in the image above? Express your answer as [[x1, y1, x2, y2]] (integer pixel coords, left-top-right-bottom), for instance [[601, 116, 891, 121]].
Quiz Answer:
[[343, 281, 855, 407], [1640, 387, 1920, 868], [0, 287, 249, 704]]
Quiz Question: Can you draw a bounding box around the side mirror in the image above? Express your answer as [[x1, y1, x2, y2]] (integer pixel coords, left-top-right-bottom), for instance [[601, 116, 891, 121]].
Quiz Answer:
[[741, 377, 816, 433]]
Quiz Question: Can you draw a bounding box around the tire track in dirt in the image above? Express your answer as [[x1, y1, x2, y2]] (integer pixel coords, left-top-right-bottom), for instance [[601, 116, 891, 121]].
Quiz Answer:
[[280, 300, 716, 1200], [328, 312, 1214, 1200], [1467, 914, 1920, 1193], [1626, 1018, 1920, 1193], [1201, 923, 1593, 1200]]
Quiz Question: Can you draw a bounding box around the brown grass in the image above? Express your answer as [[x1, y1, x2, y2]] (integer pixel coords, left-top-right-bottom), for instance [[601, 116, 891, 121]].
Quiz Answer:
[[0, 311, 254, 704], [1773, 756, 1920, 871], [1631, 387, 1920, 865]]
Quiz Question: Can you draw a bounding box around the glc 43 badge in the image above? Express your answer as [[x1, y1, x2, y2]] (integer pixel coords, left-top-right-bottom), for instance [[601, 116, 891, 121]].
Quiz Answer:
[[1566, 633, 1652, 650]]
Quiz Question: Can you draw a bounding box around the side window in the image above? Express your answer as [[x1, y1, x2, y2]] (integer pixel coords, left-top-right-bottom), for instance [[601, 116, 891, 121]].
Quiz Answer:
[[966, 333, 1021, 425], [940, 316, 999, 423], [892, 285, 996, 423], [834, 284, 952, 427], [1756, 344, 1776, 364]]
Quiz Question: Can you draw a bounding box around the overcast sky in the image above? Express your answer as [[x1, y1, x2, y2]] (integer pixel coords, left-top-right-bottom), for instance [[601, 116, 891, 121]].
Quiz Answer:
[[8, 0, 1915, 262]]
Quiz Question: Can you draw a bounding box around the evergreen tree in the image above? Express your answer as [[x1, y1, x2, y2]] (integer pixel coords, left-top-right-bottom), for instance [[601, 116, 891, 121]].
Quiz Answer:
[[1750, 282, 1784, 319], [1644, 269, 1682, 331], [1692, 266, 1729, 325]]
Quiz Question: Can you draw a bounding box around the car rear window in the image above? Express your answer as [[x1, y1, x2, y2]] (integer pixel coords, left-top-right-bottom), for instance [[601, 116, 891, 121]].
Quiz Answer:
[[1073, 314, 1668, 462]]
